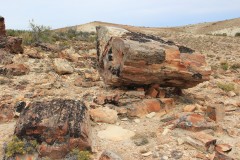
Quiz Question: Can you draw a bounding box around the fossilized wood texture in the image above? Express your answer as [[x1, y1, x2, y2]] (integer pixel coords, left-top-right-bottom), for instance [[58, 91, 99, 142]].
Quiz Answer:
[[0, 17, 6, 37], [96, 26, 211, 88], [14, 99, 92, 159]]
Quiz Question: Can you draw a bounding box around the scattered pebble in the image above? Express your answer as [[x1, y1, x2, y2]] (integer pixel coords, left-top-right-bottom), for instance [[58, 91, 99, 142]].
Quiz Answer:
[[121, 118, 128, 121], [171, 150, 183, 159], [146, 112, 156, 118], [161, 155, 169, 160], [177, 138, 184, 145], [134, 119, 141, 123], [142, 151, 152, 157]]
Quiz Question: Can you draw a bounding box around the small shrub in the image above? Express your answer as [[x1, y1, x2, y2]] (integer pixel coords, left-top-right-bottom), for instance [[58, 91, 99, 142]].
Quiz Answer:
[[66, 149, 91, 160], [215, 33, 227, 36], [230, 63, 240, 70], [235, 32, 240, 37], [5, 136, 38, 158], [217, 82, 235, 92], [220, 62, 229, 70], [29, 20, 53, 44]]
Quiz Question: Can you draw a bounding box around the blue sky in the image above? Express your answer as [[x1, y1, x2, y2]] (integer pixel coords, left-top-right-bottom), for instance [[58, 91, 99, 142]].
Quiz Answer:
[[0, 0, 240, 30]]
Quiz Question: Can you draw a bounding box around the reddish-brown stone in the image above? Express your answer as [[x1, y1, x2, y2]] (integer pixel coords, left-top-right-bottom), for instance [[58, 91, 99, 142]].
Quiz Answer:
[[215, 144, 232, 153], [14, 99, 92, 159], [184, 132, 216, 152], [160, 98, 175, 112], [146, 87, 158, 98], [174, 113, 217, 131], [5, 37, 24, 54], [206, 104, 225, 122], [96, 26, 211, 88], [127, 99, 162, 117], [1, 64, 29, 76], [0, 17, 6, 37]]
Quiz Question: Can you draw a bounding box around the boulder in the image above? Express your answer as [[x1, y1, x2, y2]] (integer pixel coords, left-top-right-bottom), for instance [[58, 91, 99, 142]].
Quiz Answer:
[[0, 17, 23, 53], [96, 26, 211, 88], [90, 107, 118, 124], [53, 58, 74, 75], [127, 99, 163, 117], [5, 37, 24, 54], [14, 99, 92, 159], [0, 63, 29, 76]]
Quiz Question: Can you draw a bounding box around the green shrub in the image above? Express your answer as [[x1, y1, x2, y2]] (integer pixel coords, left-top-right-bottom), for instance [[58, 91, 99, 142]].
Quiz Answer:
[[230, 63, 240, 70], [235, 32, 240, 37], [220, 62, 229, 70], [215, 33, 227, 36], [29, 20, 53, 44], [5, 136, 38, 158], [217, 82, 235, 92], [6, 21, 97, 46], [66, 149, 91, 160]]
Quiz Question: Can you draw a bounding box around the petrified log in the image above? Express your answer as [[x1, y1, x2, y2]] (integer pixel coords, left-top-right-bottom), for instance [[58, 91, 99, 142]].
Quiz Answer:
[[0, 16, 6, 37], [96, 26, 211, 88], [14, 99, 92, 159]]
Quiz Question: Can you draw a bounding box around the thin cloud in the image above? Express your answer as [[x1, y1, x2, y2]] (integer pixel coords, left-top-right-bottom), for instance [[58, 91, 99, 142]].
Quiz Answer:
[[0, 0, 239, 29]]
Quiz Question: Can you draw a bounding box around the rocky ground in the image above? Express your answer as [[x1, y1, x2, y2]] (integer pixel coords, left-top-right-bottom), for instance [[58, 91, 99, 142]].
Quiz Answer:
[[0, 19, 240, 160]]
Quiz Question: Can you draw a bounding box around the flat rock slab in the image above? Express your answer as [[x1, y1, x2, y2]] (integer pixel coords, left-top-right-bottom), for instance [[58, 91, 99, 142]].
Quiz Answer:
[[97, 125, 135, 141]]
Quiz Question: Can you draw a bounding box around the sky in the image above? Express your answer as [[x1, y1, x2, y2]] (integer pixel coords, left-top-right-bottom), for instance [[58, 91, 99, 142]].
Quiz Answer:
[[0, 0, 240, 30]]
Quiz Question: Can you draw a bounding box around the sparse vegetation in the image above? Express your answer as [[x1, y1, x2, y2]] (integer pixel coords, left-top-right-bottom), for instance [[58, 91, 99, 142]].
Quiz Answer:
[[65, 149, 91, 160], [217, 82, 235, 92], [6, 20, 96, 45], [5, 136, 38, 158], [230, 63, 240, 70], [235, 32, 240, 37], [220, 62, 229, 70], [214, 33, 227, 36]]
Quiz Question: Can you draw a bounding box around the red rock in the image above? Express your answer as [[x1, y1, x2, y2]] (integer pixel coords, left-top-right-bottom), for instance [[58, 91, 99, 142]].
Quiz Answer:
[[14, 99, 92, 159], [174, 113, 217, 131], [160, 98, 175, 112], [127, 99, 162, 117], [184, 134, 216, 153], [158, 89, 166, 98], [183, 104, 196, 112], [74, 77, 83, 86], [0, 103, 14, 122], [1, 64, 29, 76], [215, 144, 232, 153], [5, 37, 24, 54], [146, 87, 158, 98], [96, 26, 211, 88], [206, 104, 225, 122]]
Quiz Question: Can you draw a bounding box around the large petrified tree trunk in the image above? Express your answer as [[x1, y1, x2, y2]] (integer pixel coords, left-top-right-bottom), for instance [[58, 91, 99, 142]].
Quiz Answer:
[[96, 26, 211, 88], [14, 99, 92, 159]]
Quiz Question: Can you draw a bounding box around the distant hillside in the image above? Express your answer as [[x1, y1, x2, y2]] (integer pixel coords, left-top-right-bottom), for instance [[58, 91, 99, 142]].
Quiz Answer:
[[177, 18, 240, 36], [56, 18, 240, 37]]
